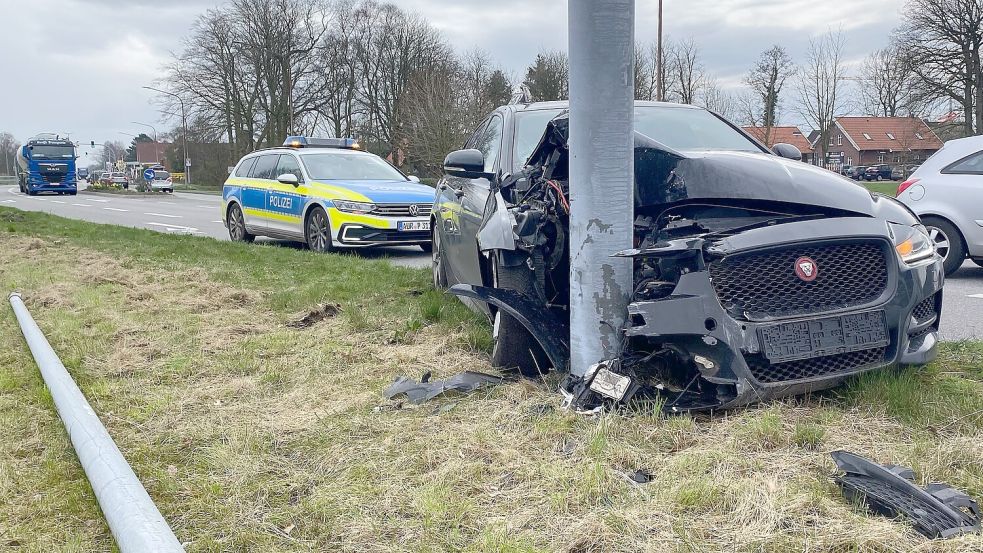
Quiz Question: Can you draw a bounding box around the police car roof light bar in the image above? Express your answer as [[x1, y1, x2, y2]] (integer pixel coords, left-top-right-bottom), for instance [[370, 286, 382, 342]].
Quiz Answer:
[[283, 136, 361, 150]]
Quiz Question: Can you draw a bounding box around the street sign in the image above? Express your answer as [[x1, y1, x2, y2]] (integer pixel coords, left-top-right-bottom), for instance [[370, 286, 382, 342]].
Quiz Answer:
[[185, 158, 191, 167], [143, 168, 156, 182]]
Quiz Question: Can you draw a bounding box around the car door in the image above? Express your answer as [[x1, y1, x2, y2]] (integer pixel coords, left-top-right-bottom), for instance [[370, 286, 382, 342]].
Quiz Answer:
[[455, 114, 504, 286], [938, 150, 983, 254], [243, 154, 280, 235], [265, 153, 307, 239], [438, 121, 487, 285]]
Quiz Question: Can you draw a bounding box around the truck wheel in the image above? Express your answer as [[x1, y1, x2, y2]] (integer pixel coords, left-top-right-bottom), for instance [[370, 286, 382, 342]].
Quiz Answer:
[[305, 206, 334, 252], [227, 203, 255, 243], [490, 253, 549, 376], [923, 217, 965, 276]]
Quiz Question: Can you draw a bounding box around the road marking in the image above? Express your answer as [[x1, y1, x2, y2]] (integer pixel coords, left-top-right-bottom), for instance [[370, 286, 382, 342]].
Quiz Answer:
[[0, 199, 15, 204], [51, 200, 66, 204], [72, 203, 92, 207], [104, 207, 128, 212], [968, 294, 983, 299], [211, 220, 223, 223], [88, 198, 110, 203], [146, 222, 201, 233], [144, 212, 181, 218]]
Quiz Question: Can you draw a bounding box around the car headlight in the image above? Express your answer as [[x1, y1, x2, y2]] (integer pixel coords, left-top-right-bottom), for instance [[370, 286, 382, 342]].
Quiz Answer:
[[890, 223, 935, 264], [332, 200, 376, 214]]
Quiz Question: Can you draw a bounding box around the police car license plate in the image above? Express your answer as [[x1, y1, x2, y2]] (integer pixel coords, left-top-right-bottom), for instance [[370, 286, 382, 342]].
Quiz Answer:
[[398, 221, 430, 232], [758, 311, 889, 363]]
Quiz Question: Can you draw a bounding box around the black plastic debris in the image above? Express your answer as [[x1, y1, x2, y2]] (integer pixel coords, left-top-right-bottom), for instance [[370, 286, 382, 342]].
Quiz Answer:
[[628, 469, 652, 484], [382, 371, 504, 404], [831, 450, 981, 539]]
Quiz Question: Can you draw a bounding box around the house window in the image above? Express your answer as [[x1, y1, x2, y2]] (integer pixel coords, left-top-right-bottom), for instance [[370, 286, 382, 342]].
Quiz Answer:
[[863, 133, 873, 140], [846, 157, 853, 166], [877, 152, 885, 163], [829, 135, 834, 146], [837, 134, 842, 146], [895, 155, 902, 163], [886, 132, 896, 140]]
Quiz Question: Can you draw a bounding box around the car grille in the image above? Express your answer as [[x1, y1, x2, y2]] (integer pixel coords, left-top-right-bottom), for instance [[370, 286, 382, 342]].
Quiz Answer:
[[372, 203, 432, 217], [745, 346, 887, 385], [709, 241, 889, 320], [43, 173, 67, 184]]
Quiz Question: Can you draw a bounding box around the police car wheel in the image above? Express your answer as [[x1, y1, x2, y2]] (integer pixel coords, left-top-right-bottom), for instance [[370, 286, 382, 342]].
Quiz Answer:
[[305, 207, 334, 252], [228, 204, 254, 243]]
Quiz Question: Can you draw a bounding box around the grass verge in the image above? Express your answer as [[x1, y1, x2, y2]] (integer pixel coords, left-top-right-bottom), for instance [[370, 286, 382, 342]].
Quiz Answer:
[[0, 207, 981, 552], [861, 180, 899, 197]]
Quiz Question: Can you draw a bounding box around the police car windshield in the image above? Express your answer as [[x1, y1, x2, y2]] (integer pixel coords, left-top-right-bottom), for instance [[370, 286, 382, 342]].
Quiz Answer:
[[301, 151, 406, 181]]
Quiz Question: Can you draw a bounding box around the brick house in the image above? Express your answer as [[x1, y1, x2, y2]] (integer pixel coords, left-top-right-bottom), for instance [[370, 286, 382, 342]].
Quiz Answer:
[[820, 117, 943, 170], [136, 142, 171, 170], [741, 126, 815, 163]]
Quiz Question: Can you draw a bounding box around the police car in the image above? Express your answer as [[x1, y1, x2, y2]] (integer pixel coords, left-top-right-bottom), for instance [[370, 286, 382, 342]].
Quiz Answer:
[[222, 137, 435, 251]]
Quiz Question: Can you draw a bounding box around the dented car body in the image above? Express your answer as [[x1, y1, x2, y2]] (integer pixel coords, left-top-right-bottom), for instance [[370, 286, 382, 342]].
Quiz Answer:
[[432, 101, 943, 411]]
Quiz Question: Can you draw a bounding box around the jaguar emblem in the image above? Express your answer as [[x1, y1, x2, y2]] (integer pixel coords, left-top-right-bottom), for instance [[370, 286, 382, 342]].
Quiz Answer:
[[794, 256, 818, 282]]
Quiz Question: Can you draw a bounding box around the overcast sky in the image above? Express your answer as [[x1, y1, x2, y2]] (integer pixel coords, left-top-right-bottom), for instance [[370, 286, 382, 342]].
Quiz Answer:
[[2, 0, 905, 157]]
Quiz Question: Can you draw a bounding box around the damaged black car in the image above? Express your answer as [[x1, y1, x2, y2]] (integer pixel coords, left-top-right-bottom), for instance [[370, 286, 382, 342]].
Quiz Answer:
[[430, 100, 944, 411]]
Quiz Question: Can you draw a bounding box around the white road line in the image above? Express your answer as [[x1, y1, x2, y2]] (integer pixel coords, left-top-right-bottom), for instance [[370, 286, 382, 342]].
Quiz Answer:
[[104, 207, 128, 212], [145, 222, 200, 232], [88, 199, 110, 203], [968, 294, 983, 299], [211, 220, 223, 223], [72, 203, 92, 207], [144, 212, 181, 218], [51, 200, 66, 204], [0, 199, 15, 204]]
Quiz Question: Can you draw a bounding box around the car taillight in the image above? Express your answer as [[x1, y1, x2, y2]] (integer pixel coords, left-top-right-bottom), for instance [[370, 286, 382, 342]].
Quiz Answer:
[[897, 178, 920, 196]]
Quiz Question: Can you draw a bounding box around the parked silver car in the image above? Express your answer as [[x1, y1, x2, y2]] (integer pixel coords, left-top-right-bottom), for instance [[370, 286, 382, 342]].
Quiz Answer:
[[897, 135, 983, 275]]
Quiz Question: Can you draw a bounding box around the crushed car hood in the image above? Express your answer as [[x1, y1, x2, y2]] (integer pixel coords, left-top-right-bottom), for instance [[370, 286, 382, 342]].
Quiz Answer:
[[525, 113, 916, 224]]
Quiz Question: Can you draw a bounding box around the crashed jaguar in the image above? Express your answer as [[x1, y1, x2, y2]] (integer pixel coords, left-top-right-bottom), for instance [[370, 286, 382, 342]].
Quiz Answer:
[[430, 101, 943, 411]]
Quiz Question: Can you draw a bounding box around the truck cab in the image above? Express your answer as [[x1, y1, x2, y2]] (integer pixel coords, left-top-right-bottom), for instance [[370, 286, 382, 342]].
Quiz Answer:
[[17, 134, 78, 196]]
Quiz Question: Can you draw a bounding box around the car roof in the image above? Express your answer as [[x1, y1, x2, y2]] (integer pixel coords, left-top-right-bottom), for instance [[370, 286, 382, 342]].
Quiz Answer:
[[502, 99, 704, 114]]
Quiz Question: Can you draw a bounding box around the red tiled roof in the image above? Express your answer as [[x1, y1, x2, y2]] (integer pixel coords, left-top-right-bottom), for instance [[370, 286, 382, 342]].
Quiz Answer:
[[741, 126, 814, 152], [835, 117, 943, 151]]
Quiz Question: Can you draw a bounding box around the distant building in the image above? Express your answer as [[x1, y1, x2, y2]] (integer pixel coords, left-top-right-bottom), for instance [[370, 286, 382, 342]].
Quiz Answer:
[[136, 142, 171, 170], [741, 126, 815, 163], [822, 117, 943, 169]]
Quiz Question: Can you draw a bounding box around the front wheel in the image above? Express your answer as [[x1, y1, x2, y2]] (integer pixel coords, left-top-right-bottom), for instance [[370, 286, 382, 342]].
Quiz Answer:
[[923, 217, 965, 276], [431, 225, 447, 289], [490, 253, 549, 376], [227, 203, 255, 243], [305, 207, 334, 252]]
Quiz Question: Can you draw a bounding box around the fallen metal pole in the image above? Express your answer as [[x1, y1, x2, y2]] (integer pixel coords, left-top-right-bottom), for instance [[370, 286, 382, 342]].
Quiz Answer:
[[8, 292, 184, 553], [567, 0, 636, 376]]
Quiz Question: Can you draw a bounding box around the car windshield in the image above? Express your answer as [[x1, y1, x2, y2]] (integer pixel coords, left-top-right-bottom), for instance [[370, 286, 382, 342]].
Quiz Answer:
[[31, 145, 75, 159], [513, 105, 764, 169], [300, 151, 405, 181], [154, 171, 170, 179]]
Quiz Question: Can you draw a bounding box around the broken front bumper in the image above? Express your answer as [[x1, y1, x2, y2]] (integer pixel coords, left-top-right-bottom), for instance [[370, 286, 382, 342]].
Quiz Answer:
[[623, 217, 943, 410]]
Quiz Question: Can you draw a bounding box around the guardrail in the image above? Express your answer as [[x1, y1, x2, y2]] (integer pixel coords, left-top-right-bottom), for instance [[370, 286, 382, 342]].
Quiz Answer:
[[0, 175, 17, 185]]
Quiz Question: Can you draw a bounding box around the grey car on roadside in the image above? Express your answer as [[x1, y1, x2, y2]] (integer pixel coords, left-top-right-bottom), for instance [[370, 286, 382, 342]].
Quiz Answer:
[[897, 135, 983, 275]]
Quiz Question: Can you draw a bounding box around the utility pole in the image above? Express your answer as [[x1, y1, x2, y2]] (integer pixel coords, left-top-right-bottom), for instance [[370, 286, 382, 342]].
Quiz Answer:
[[143, 86, 191, 185], [656, 0, 664, 101], [567, 0, 636, 377]]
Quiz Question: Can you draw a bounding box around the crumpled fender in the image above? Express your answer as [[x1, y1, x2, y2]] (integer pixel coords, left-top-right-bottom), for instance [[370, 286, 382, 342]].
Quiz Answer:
[[476, 191, 516, 252], [447, 284, 569, 371]]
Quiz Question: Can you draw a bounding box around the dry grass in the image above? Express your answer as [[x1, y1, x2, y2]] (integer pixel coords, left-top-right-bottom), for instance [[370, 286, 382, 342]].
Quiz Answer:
[[0, 211, 982, 552]]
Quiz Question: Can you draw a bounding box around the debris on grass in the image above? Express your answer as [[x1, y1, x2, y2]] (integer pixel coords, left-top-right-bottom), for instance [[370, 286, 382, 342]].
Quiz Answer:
[[382, 370, 504, 404], [286, 303, 341, 328]]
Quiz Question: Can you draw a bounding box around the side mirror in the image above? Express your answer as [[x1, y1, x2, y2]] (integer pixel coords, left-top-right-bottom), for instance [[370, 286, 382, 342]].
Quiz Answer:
[[277, 173, 299, 186], [443, 149, 488, 179], [772, 143, 802, 161], [407, 175, 421, 183]]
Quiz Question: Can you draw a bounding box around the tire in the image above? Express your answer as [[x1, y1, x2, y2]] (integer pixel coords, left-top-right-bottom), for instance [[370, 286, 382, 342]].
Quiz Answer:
[[431, 224, 447, 289], [922, 217, 966, 276], [227, 203, 255, 243], [490, 253, 549, 376], [305, 206, 334, 252], [876, 175, 883, 181]]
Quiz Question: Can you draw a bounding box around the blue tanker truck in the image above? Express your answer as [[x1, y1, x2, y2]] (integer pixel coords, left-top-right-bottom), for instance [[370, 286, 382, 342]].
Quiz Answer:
[[16, 134, 78, 196]]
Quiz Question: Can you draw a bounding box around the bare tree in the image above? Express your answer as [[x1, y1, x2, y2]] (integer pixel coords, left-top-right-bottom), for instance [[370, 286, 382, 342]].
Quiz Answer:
[[744, 45, 797, 144], [699, 77, 737, 118], [99, 140, 127, 167], [897, 0, 983, 135], [669, 38, 705, 104], [860, 44, 922, 117], [634, 41, 655, 100], [797, 30, 846, 164]]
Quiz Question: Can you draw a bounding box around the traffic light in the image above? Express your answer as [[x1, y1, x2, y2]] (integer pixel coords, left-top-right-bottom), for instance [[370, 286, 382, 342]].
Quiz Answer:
[[91, 141, 95, 148]]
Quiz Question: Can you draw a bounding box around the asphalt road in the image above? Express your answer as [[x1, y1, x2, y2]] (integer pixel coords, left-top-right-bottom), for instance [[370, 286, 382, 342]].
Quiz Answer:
[[1, 183, 431, 269], [3, 183, 982, 340]]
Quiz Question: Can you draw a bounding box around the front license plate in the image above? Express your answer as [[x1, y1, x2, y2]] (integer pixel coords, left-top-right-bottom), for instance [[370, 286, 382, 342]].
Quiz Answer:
[[759, 311, 889, 363], [398, 221, 430, 232]]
